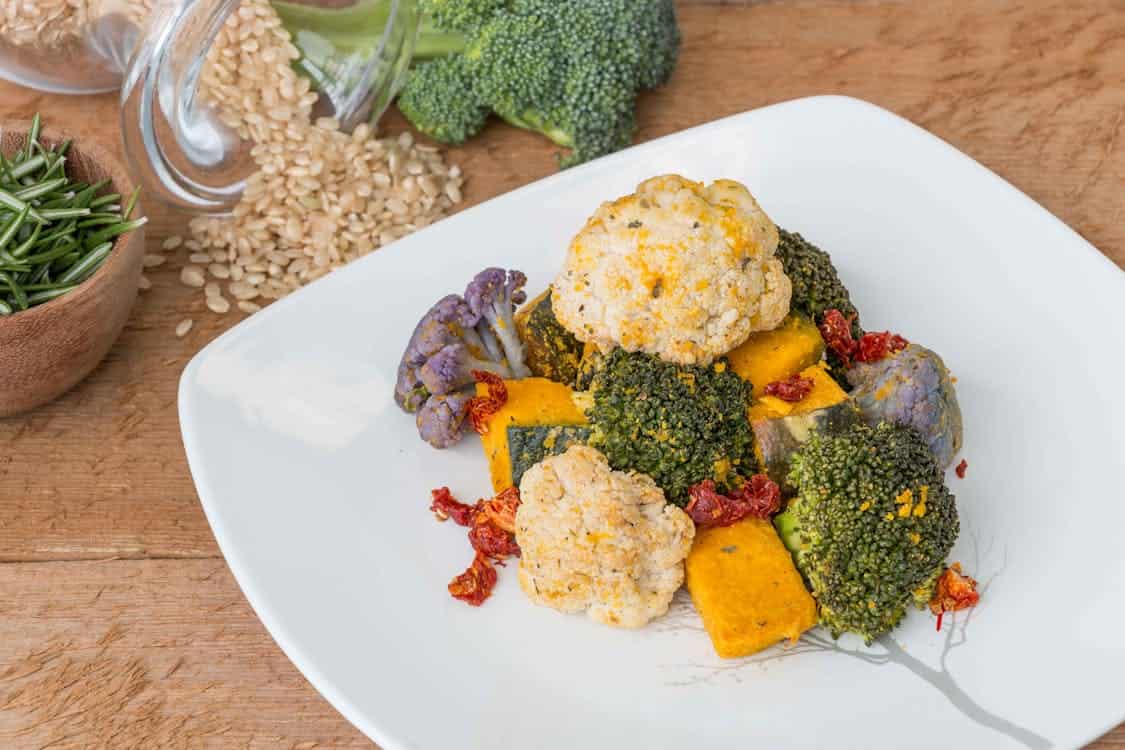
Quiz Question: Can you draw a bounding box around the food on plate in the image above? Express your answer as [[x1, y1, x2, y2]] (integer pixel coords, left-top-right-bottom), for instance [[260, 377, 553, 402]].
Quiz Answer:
[[686, 518, 818, 658], [515, 290, 586, 387], [847, 343, 964, 468], [726, 313, 825, 396], [391, 0, 680, 166], [551, 175, 791, 366], [394, 267, 530, 448], [583, 348, 756, 507], [515, 445, 694, 628], [774, 230, 862, 337], [430, 486, 522, 606], [398, 173, 977, 657], [775, 422, 959, 642], [474, 377, 588, 492]]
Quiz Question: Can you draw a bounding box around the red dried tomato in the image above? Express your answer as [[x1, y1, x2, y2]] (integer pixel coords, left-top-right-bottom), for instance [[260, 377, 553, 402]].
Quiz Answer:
[[818, 309, 859, 367], [955, 459, 968, 479], [854, 331, 908, 363], [685, 475, 782, 529], [430, 487, 480, 527], [764, 374, 816, 402], [448, 553, 498, 606], [480, 486, 521, 534], [930, 563, 980, 629], [469, 514, 521, 560], [466, 371, 507, 435]]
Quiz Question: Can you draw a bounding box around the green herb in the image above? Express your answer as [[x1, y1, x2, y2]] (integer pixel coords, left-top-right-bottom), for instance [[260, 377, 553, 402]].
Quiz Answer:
[[0, 116, 146, 313]]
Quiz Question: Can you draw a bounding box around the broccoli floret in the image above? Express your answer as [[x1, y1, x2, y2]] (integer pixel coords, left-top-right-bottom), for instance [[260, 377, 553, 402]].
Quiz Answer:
[[584, 349, 755, 506], [396, 57, 490, 144], [774, 422, 959, 643], [277, 0, 680, 167], [394, 268, 529, 448], [775, 229, 862, 337]]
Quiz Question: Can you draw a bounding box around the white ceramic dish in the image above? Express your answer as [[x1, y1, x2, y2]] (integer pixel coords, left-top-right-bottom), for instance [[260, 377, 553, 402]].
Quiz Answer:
[[179, 96, 1125, 750]]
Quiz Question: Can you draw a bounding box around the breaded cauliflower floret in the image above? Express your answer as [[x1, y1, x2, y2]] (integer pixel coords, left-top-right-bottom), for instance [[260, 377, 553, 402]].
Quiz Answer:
[[516, 445, 695, 628], [551, 174, 792, 365]]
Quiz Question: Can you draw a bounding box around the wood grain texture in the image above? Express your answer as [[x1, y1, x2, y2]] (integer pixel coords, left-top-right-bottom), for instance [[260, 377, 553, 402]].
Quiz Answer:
[[0, 1, 1121, 746]]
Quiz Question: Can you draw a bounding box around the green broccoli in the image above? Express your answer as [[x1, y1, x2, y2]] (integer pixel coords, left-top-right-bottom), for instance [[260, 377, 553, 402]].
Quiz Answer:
[[775, 229, 862, 337], [274, 0, 681, 167], [774, 421, 959, 643], [584, 349, 755, 507]]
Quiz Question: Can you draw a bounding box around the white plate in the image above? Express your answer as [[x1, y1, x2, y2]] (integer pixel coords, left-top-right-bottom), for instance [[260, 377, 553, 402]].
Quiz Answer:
[[179, 96, 1125, 750]]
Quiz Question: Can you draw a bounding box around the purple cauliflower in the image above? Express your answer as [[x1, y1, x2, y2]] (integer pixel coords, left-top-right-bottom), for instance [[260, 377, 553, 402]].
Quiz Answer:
[[846, 343, 963, 469], [394, 268, 531, 448]]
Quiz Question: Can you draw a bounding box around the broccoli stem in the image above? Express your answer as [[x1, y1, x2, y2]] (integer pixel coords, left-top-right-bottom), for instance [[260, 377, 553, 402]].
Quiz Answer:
[[496, 110, 574, 149], [272, 0, 466, 64]]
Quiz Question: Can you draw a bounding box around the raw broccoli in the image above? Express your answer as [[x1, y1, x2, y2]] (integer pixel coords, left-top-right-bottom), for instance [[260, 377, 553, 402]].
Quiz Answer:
[[584, 349, 755, 506], [774, 422, 959, 643], [394, 268, 529, 448], [775, 229, 862, 338], [275, 0, 681, 167]]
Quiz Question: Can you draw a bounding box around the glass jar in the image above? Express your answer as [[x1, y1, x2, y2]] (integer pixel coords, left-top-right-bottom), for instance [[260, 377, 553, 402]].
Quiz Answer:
[[0, 0, 419, 213]]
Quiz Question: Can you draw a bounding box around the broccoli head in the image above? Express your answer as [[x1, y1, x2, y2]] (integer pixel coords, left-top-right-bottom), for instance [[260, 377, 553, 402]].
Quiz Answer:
[[584, 349, 755, 506], [775, 421, 959, 643], [394, 268, 529, 448], [281, 0, 680, 167], [775, 229, 862, 338]]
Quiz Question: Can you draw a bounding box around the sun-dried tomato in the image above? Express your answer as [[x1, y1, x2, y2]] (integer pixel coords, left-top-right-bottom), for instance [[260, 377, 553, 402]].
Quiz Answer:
[[818, 309, 859, 367], [480, 486, 521, 534], [466, 371, 507, 435], [686, 475, 781, 529], [469, 513, 521, 560], [448, 553, 498, 606], [430, 487, 480, 527], [955, 459, 968, 479], [764, 374, 816, 402], [854, 331, 909, 363], [930, 562, 980, 630]]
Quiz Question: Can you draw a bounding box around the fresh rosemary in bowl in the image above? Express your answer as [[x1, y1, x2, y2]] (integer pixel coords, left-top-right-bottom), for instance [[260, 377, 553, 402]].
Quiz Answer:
[[0, 115, 145, 315]]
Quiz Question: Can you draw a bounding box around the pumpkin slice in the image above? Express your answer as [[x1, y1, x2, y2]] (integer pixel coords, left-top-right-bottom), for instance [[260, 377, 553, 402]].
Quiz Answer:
[[726, 313, 825, 396], [475, 377, 588, 493], [750, 365, 858, 490], [516, 289, 585, 387], [686, 518, 818, 658]]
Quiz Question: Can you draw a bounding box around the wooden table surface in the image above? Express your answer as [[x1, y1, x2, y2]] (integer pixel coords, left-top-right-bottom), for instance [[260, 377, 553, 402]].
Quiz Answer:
[[1, 1, 1122, 747]]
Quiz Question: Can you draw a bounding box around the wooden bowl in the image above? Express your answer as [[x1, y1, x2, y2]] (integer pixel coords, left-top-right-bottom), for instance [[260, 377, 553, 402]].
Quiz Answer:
[[0, 124, 145, 417]]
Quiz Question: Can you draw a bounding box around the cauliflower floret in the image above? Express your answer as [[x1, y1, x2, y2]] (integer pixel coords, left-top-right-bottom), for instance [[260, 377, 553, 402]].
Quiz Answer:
[[551, 174, 792, 366], [516, 445, 695, 628]]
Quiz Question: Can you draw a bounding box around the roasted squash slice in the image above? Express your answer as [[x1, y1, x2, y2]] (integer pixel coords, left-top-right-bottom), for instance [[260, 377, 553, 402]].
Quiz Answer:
[[686, 518, 818, 658], [516, 290, 585, 387], [475, 377, 588, 492], [726, 313, 825, 396]]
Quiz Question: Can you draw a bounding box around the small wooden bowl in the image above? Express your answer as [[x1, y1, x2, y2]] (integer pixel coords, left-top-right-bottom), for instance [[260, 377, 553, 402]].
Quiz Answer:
[[0, 124, 145, 417]]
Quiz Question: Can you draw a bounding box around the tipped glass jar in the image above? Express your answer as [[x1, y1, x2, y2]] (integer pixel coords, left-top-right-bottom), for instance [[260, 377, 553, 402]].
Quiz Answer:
[[0, 0, 419, 213]]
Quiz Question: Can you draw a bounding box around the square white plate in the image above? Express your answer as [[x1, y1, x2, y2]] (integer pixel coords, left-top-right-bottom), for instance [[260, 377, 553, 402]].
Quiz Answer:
[[180, 96, 1125, 750]]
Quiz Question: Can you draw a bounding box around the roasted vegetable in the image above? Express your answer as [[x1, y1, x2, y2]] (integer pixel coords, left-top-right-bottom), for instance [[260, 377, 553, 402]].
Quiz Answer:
[[774, 229, 862, 337], [475, 377, 587, 492], [750, 363, 858, 490], [394, 268, 530, 448], [775, 422, 959, 643], [585, 349, 755, 507], [846, 343, 963, 468], [725, 313, 825, 397], [508, 424, 592, 487], [686, 518, 818, 658], [515, 289, 585, 386]]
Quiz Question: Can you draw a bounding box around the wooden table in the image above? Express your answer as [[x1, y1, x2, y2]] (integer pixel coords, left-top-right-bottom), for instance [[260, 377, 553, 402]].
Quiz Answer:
[[0, 1, 1121, 746]]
